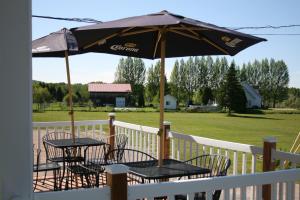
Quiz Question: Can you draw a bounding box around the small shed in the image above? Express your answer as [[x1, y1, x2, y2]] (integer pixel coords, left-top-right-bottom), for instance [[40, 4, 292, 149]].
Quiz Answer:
[[88, 83, 132, 107], [164, 95, 177, 110], [241, 82, 262, 108]]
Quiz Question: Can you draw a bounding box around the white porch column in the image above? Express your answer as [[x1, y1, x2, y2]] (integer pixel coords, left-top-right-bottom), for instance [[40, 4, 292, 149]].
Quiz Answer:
[[0, 0, 32, 200]]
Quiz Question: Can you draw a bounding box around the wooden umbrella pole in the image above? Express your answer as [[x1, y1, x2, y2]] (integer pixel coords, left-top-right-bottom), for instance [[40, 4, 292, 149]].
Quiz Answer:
[[158, 29, 166, 167], [64, 51, 76, 143]]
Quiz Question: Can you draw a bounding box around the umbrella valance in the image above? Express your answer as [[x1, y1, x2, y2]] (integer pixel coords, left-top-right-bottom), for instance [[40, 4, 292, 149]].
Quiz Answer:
[[72, 10, 266, 59]]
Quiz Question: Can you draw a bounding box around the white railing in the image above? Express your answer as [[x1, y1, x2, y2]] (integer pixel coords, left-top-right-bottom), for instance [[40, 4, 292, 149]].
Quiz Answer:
[[168, 131, 264, 175], [128, 168, 300, 200], [34, 186, 110, 200], [33, 120, 109, 151], [113, 120, 160, 158]]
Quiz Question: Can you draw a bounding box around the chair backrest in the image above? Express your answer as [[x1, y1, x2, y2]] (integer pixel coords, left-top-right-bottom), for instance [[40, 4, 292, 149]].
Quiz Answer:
[[185, 154, 231, 200], [100, 134, 128, 150], [115, 134, 128, 149], [185, 154, 231, 177], [105, 148, 157, 164], [84, 143, 111, 166], [43, 132, 72, 162]]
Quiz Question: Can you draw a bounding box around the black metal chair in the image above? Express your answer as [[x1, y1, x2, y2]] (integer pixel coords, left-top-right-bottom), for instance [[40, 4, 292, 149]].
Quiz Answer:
[[100, 133, 128, 150], [67, 143, 111, 188], [105, 148, 156, 164], [42, 132, 84, 186], [105, 148, 157, 184], [175, 154, 231, 200], [33, 148, 61, 191]]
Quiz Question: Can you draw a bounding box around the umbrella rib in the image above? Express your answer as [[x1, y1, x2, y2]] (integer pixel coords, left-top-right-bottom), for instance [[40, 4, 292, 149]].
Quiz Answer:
[[153, 30, 162, 58], [120, 28, 159, 37], [168, 29, 202, 41], [180, 24, 199, 37], [198, 34, 230, 55], [83, 27, 135, 49]]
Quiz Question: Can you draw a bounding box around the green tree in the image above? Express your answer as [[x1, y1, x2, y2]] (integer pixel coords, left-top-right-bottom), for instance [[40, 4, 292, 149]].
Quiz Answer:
[[114, 57, 146, 106], [220, 62, 247, 114], [33, 84, 51, 111], [268, 59, 289, 107], [170, 60, 180, 101], [202, 87, 213, 105], [145, 62, 160, 104]]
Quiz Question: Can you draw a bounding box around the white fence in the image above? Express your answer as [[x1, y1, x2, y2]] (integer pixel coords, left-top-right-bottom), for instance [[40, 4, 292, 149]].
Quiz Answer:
[[32, 119, 300, 200], [128, 168, 300, 200], [33, 120, 109, 155], [113, 120, 160, 158]]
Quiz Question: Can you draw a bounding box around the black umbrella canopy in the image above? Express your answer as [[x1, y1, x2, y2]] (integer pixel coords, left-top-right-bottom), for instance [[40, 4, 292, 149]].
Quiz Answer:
[[71, 10, 266, 166], [72, 10, 266, 59], [32, 28, 79, 57]]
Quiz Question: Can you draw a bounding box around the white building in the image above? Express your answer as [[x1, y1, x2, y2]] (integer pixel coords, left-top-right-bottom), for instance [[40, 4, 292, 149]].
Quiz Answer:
[[242, 82, 262, 108], [164, 95, 177, 110]]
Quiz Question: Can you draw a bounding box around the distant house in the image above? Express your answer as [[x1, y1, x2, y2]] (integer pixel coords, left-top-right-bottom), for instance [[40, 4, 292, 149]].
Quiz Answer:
[[88, 83, 132, 107], [241, 82, 262, 108], [164, 95, 177, 110]]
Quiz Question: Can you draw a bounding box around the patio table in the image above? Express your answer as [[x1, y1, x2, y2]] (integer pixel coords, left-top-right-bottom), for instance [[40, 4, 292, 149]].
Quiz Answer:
[[125, 159, 211, 183], [44, 137, 105, 189]]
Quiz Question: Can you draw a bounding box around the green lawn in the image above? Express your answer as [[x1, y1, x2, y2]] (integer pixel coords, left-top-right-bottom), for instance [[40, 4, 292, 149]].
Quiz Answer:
[[33, 111, 300, 150]]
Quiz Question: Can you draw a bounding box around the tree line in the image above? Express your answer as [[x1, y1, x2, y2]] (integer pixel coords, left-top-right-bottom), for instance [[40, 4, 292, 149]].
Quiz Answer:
[[33, 56, 299, 112], [115, 56, 290, 109]]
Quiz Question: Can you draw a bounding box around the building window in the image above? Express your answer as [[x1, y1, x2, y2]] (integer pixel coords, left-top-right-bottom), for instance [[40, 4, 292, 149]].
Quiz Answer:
[[166, 101, 170, 105]]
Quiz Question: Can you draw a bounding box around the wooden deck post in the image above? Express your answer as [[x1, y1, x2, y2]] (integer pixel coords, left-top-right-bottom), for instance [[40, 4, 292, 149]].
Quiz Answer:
[[108, 113, 116, 149], [106, 164, 129, 200], [163, 121, 171, 159], [262, 136, 277, 200]]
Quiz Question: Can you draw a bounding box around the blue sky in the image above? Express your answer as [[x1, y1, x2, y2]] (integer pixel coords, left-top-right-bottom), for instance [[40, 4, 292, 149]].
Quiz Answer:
[[32, 0, 300, 87]]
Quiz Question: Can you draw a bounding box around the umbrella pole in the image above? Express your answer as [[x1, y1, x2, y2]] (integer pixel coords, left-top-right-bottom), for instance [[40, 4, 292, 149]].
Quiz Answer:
[[64, 51, 76, 143], [158, 30, 166, 167]]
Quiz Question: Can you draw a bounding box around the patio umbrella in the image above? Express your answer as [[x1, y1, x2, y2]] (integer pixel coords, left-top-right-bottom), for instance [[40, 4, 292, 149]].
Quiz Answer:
[[32, 28, 81, 143], [71, 10, 266, 166]]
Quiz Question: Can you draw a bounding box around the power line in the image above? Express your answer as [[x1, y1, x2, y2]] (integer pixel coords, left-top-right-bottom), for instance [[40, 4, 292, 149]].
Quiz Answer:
[[252, 33, 300, 36], [32, 15, 300, 33], [32, 15, 102, 23], [231, 25, 300, 30]]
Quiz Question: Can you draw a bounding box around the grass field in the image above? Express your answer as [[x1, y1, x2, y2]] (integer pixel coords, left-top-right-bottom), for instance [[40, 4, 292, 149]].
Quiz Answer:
[[33, 111, 300, 151]]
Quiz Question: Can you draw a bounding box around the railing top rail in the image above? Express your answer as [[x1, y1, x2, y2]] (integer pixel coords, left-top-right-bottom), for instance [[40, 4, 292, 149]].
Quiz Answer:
[[169, 131, 263, 154], [128, 168, 300, 199], [113, 120, 159, 135], [272, 149, 300, 163], [33, 120, 109, 127]]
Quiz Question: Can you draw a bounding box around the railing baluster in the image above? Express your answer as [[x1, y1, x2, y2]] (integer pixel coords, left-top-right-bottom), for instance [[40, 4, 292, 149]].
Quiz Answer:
[[286, 181, 293, 200], [156, 135, 159, 159], [143, 131, 146, 153], [189, 141, 193, 159], [37, 127, 41, 151], [242, 153, 247, 174], [210, 147, 214, 155], [203, 145, 206, 155], [177, 139, 181, 160], [77, 125, 80, 138], [183, 140, 187, 161], [233, 151, 238, 175], [171, 138, 176, 159], [241, 186, 247, 200], [224, 188, 230, 200], [92, 125, 95, 139], [256, 185, 262, 200]]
